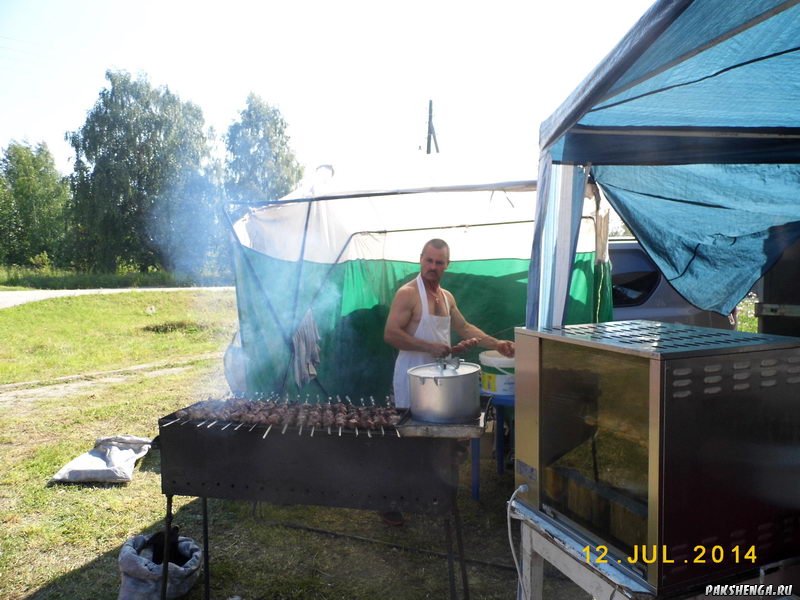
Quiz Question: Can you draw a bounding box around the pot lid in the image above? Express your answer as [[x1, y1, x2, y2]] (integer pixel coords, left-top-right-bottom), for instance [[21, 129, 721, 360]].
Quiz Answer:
[[408, 361, 481, 378]]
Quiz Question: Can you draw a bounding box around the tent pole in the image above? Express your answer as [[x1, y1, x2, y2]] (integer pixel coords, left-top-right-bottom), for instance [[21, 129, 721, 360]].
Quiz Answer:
[[230, 180, 537, 208], [427, 99, 440, 154]]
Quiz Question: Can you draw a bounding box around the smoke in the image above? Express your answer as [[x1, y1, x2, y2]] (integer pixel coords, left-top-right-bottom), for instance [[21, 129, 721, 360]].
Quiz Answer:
[[146, 167, 231, 283]]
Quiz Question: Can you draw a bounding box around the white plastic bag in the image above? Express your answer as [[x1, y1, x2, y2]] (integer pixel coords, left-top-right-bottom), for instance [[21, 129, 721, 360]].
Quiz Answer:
[[51, 435, 151, 483]]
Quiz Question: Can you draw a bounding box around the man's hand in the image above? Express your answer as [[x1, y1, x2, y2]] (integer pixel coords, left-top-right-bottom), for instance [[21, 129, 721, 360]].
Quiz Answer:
[[427, 342, 452, 358], [495, 340, 515, 358]]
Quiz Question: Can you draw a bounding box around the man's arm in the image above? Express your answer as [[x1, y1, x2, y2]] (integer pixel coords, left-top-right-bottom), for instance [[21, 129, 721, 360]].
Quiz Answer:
[[448, 293, 515, 357], [384, 286, 451, 357]]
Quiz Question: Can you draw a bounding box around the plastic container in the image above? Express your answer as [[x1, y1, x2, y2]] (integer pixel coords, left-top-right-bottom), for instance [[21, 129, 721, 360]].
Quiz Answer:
[[479, 350, 515, 396]]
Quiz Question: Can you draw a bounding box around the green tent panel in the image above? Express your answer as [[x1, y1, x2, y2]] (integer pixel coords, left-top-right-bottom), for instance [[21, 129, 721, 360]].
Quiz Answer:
[[227, 181, 540, 399]]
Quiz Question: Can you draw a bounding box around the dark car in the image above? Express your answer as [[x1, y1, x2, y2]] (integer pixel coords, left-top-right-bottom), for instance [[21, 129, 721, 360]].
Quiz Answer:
[[609, 238, 734, 329]]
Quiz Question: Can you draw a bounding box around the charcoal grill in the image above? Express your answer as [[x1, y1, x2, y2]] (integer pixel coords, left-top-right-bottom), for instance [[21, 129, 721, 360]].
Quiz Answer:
[[157, 398, 482, 599]]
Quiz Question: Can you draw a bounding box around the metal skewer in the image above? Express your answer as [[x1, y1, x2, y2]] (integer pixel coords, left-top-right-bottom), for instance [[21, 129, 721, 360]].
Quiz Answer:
[[249, 423, 257, 432], [162, 418, 181, 428], [206, 420, 218, 429], [196, 420, 208, 428], [222, 422, 231, 431], [282, 423, 289, 435], [355, 426, 359, 437], [381, 426, 385, 436], [366, 428, 372, 438], [235, 423, 244, 431], [310, 425, 315, 437], [338, 426, 342, 437], [262, 424, 272, 439]]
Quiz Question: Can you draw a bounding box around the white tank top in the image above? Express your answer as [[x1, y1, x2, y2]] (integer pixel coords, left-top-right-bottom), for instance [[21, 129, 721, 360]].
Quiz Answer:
[[391, 275, 451, 408]]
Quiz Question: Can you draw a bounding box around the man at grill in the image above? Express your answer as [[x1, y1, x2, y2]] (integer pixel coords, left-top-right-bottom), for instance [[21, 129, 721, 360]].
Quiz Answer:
[[384, 238, 515, 410]]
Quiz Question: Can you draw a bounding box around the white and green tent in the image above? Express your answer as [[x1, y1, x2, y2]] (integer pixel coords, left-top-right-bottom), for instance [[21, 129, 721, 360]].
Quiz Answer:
[[224, 164, 538, 400]]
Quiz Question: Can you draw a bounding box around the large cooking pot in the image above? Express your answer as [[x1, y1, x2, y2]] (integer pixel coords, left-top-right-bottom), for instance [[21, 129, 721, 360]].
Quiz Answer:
[[407, 359, 481, 424]]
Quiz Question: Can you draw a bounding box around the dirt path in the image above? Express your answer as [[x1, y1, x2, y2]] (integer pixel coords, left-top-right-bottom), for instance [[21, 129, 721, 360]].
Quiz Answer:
[[0, 286, 234, 310], [0, 352, 222, 407]]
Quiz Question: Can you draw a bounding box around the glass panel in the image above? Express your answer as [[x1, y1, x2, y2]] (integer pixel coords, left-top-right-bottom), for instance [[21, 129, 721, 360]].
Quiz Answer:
[[612, 270, 660, 307], [539, 339, 649, 555]]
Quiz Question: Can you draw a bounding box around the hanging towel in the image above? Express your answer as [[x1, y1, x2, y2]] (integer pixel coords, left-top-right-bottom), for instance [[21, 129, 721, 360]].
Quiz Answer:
[[292, 308, 321, 388]]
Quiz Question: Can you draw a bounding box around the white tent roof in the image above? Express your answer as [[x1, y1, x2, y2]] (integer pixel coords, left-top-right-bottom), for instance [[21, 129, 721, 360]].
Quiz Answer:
[[233, 159, 537, 264]]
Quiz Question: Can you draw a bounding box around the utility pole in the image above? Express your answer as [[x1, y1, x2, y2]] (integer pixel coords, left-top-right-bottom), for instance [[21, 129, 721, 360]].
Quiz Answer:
[[426, 99, 439, 154]]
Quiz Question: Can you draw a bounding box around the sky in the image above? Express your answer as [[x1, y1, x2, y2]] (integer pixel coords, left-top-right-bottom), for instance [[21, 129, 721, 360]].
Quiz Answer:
[[0, 0, 655, 184]]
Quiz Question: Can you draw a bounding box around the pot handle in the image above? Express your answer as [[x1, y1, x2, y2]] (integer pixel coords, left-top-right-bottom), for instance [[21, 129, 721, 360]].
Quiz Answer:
[[437, 357, 462, 371]]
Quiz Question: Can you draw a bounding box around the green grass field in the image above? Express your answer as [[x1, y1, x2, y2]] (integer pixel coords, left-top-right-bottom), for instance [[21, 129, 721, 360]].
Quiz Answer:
[[0, 291, 236, 384]]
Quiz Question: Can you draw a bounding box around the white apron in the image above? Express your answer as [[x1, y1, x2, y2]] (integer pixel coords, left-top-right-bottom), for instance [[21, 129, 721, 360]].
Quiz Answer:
[[392, 275, 451, 408]]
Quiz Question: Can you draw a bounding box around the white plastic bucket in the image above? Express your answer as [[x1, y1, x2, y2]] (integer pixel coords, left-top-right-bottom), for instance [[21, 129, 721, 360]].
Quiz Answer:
[[479, 350, 515, 396]]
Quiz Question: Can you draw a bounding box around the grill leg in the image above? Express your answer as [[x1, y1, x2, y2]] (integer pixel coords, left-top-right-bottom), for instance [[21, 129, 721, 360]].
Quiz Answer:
[[470, 437, 480, 500], [444, 517, 457, 599], [453, 503, 470, 600], [496, 405, 506, 474], [160, 495, 173, 600], [202, 496, 210, 600]]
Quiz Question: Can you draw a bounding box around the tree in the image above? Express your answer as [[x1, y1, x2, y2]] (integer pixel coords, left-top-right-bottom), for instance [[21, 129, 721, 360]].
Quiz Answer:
[[225, 93, 303, 204], [66, 70, 217, 273], [0, 142, 69, 266], [0, 174, 12, 264]]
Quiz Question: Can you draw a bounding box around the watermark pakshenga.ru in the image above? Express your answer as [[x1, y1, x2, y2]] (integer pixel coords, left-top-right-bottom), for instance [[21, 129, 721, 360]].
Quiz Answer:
[[706, 583, 793, 597]]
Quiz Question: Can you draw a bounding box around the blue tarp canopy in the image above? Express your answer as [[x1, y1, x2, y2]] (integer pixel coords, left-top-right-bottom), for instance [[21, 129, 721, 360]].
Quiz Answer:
[[528, 0, 800, 326]]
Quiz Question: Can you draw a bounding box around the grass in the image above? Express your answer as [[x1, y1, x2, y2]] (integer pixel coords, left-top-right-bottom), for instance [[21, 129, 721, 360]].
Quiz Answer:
[[0, 368, 526, 598], [0, 291, 554, 600], [0, 265, 232, 291], [0, 291, 238, 384], [736, 292, 758, 333]]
